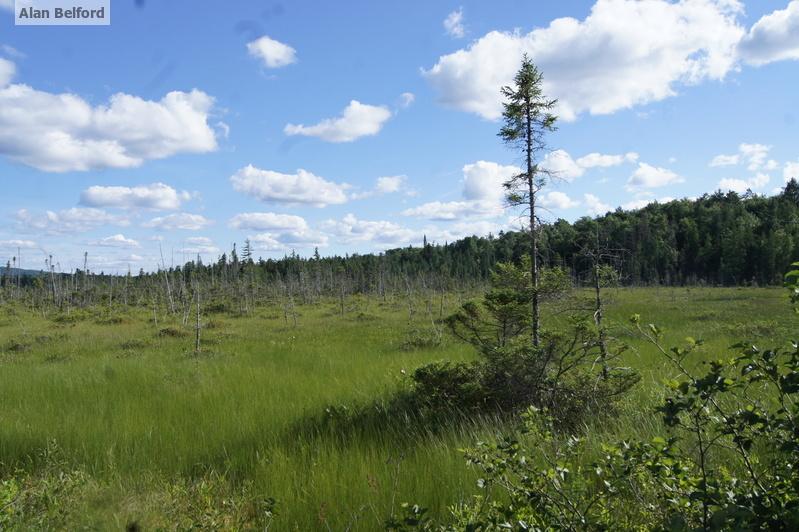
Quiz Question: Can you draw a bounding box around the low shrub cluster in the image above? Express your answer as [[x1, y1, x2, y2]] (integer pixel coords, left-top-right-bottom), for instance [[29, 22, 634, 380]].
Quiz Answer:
[[386, 264, 799, 530]]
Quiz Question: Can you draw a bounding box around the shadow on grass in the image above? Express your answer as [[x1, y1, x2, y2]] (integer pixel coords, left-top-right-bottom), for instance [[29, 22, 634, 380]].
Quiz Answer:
[[282, 389, 509, 452]]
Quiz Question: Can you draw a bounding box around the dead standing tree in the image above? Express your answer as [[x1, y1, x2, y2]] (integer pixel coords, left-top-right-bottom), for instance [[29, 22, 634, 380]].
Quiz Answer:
[[578, 225, 628, 377]]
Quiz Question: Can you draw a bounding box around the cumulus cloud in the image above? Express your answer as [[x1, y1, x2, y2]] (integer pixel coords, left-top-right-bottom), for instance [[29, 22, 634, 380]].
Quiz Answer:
[[0, 84, 218, 172], [540, 190, 579, 210], [711, 143, 776, 171], [462, 160, 521, 202], [90, 234, 140, 248], [403, 160, 518, 221], [622, 196, 675, 210], [80, 183, 190, 210], [143, 213, 211, 231], [230, 164, 349, 207], [16, 207, 129, 234], [249, 228, 327, 251], [740, 143, 773, 171], [718, 173, 770, 193], [0, 239, 37, 249], [351, 175, 410, 199], [541, 150, 585, 181], [375, 175, 405, 194], [401, 200, 502, 221], [710, 153, 740, 166], [541, 149, 637, 181], [229, 212, 325, 250], [229, 212, 308, 231], [322, 214, 417, 247], [424, 0, 744, 120], [784, 161, 799, 181], [739, 0, 799, 66], [428, 220, 506, 243], [444, 8, 465, 38], [246, 35, 297, 68], [584, 193, 612, 216], [0, 58, 14, 87], [627, 163, 684, 189], [576, 151, 638, 168], [179, 237, 220, 256], [284, 100, 392, 142]]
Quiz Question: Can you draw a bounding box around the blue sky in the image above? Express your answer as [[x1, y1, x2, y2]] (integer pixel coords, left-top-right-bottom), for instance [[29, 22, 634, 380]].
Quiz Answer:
[[1, 0, 798, 273]]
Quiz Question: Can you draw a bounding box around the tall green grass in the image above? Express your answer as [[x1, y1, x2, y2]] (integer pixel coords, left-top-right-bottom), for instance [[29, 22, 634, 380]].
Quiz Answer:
[[0, 287, 792, 529]]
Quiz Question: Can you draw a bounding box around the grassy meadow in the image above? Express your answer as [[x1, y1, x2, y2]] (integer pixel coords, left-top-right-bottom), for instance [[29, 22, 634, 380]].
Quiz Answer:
[[0, 286, 794, 529]]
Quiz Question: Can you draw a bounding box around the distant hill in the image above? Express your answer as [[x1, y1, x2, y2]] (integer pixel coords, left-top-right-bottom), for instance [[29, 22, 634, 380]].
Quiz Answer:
[[2, 267, 46, 278]]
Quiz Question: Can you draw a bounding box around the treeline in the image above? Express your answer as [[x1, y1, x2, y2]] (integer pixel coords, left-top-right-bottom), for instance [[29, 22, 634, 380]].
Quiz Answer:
[[4, 181, 799, 307], [244, 179, 799, 288]]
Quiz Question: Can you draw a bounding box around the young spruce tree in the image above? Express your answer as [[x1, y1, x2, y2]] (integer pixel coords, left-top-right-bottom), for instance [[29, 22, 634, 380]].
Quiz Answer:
[[498, 55, 557, 347]]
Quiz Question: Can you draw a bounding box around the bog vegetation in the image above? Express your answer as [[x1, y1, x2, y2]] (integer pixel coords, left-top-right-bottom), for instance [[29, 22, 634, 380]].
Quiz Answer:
[[2, 58, 799, 530]]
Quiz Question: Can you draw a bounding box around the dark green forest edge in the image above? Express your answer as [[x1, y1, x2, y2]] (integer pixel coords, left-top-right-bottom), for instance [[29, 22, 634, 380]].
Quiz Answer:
[[8, 181, 799, 292]]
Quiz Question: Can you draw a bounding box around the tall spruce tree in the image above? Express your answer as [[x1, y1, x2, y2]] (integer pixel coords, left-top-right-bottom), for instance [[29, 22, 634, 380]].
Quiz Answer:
[[498, 55, 557, 347]]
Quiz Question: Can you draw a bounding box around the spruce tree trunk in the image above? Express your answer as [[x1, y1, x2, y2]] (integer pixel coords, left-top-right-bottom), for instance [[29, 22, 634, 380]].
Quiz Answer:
[[526, 99, 540, 347]]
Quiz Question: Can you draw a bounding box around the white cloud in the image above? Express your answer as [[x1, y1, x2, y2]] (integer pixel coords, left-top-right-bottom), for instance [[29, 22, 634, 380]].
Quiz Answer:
[[718, 172, 770, 193], [710, 143, 775, 171], [576, 151, 638, 168], [427, 220, 507, 243], [462, 160, 520, 201], [784, 161, 799, 181], [444, 8, 465, 38], [228, 212, 325, 250], [401, 200, 502, 221], [0, 239, 37, 249], [584, 193, 612, 216], [230, 164, 349, 207], [246, 36, 297, 68], [375, 175, 405, 194], [541, 149, 584, 181], [228, 212, 309, 232], [0, 58, 14, 87], [399, 92, 415, 108], [740, 143, 771, 171], [710, 153, 740, 166], [90, 234, 140, 248], [622, 196, 675, 210], [622, 199, 651, 210], [351, 175, 409, 199], [403, 160, 519, 221], [540, 191, 579, 210], [16, 207, 129, 234], [143, 213, 211, 231], [0, 85, 218, 172], [284, 100, 392, 142], [424, 0, 744, 121], [179, 237, 220, 257], [538, 150, 638, 182], [627, 163, 684, 189], [322, 214, 417, 247], [739, 0, 799, 66], [80, 183, 190, 210], [249, 227, 327, 251]]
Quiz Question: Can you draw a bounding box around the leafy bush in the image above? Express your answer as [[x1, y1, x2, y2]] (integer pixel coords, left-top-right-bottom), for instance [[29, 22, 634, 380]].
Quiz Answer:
[[400, 327, 443, 351], [157, 327, 188, 338]]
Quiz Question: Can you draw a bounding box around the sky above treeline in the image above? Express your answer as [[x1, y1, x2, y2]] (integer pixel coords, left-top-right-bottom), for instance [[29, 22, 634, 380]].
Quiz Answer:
[[1, 0, 798, 273]]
